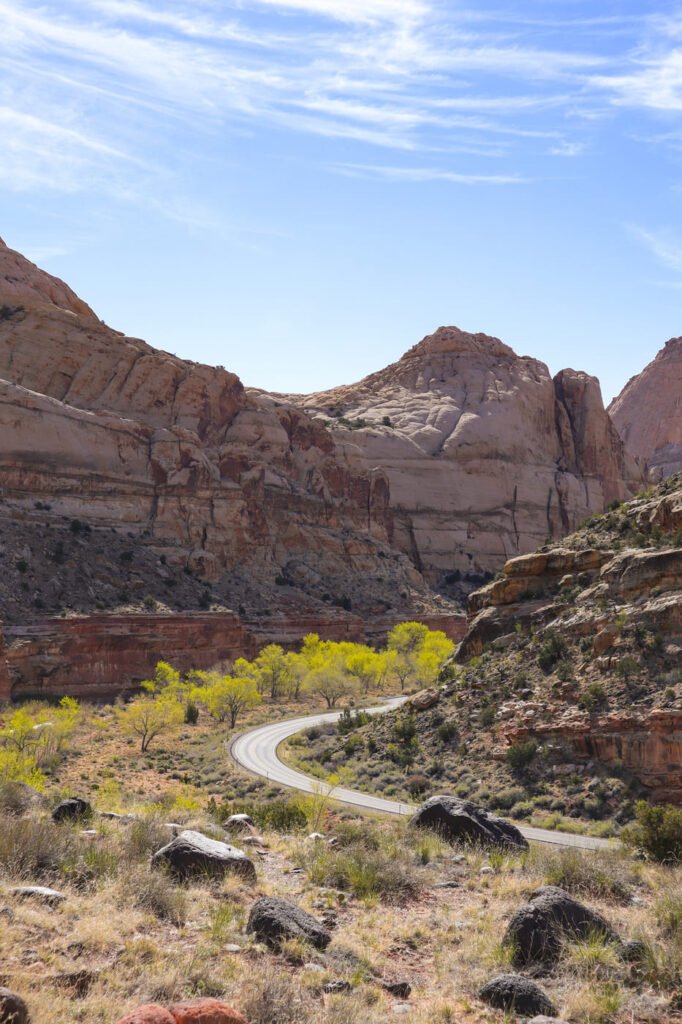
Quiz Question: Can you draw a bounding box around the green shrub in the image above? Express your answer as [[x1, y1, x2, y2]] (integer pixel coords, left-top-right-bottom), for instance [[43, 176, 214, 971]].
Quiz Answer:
[[578, 683, 608, 711], [537, 632, 568, 672], [506, 740, 538, 771], [184, 702, 199, 725], [214, 798, 308, 833], [337, 708, 371, 735], [406, 774, 429, 796], [479, 705, 496, 728], [622, 801, 682, 862], [437, 720, 458, 744]]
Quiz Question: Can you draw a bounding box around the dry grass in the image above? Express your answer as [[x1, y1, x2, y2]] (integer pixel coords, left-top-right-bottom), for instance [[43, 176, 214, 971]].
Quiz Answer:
[[3, 708, 682, 1024]]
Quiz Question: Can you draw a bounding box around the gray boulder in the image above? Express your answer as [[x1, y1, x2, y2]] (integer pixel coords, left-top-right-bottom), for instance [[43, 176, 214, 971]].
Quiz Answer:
[[479, 975, 556, 1017], [409, 796, 528, 851], [504, 885, 619, 967], [247, 896, 331, 950], [0, 987, 29, 1024], [151, 830, 256, 882], [10, 886, 65, 907], [52, 797, 91, 823]]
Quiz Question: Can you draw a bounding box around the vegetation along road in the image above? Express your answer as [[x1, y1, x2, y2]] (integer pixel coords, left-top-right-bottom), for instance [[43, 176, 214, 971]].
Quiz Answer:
[[230, 698, 611, 851]]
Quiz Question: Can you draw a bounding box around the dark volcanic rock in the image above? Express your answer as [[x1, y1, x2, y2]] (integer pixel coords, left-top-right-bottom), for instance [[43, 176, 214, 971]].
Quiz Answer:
[[504, 885, 619, 967], [151, 830, 256, 882], [0, 987, 29, 1024], [52, 797, 92, 823], [479, 974, 556, 1016], [247, 896, 331, 950], [409, 796, 528, 851]]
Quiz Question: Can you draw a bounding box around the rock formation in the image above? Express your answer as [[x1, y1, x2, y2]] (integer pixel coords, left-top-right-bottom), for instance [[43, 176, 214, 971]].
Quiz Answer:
[[0, 238, 433, 630], [290, 326, 643, 585], [457, 474, 682, 800], [610, 338, 682, 479]]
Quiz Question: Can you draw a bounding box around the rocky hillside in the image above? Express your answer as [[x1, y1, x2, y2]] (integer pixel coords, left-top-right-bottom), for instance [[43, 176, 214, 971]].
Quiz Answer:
[[0, 239, 435, 624], [288, 326, 643, 592], [610, 337, 682, 479], [289, 475, 681, 824]]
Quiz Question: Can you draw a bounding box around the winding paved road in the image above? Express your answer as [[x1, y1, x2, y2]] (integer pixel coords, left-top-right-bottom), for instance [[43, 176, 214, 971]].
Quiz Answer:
[[230, 698, 612, 850]]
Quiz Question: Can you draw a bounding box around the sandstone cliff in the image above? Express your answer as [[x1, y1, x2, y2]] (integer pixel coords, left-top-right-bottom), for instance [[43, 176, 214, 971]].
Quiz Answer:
[[609, 338, 682, 479], [289, 326, 643, 585], [457, 474, 682, 801], [0, 239, 432, 626]]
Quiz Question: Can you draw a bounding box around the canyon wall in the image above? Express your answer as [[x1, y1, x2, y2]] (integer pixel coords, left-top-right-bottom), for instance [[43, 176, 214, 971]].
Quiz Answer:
[[610, 338, 682, 479], [3, 608, 466, 702], [291, 327, 643, 584], [457, 476, 682, 800], [5, 613, 257, 701], [0, 240, 428, 625]]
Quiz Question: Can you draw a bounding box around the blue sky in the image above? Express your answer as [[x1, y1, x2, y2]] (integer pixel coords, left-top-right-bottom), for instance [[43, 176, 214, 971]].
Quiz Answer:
[[2, 1, 682, 401]]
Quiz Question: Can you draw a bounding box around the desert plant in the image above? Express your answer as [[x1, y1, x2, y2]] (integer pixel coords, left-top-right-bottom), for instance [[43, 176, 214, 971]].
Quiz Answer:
[[623, 801, 682, 862], [506, 740, 538, 771]]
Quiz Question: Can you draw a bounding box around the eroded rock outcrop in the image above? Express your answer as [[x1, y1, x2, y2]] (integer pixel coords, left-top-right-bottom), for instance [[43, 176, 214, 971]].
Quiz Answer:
[[0, 239, 433, 632], [291, 326, 642, 584], [457, 475, 682, 800], [610, 338, 682, 479]]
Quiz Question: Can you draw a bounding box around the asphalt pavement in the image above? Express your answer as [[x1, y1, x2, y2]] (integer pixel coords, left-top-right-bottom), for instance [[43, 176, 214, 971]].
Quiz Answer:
[[230, 698, 612, 851]]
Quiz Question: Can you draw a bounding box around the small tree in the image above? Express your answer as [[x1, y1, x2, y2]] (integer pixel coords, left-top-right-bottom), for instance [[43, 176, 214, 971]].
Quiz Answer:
[[310, 667, 355, 708], [117, 695, 183, 752], [200, 675, 262, 727], [622, 801, 682, 862], [253, 644, 290, 700]]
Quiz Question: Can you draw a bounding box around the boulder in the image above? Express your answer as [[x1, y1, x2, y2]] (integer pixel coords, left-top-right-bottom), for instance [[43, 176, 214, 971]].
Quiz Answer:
[[114, 1007, 175, 1024], [10, 886, 65, 907], [247, 896, 331, 950], [409, 796, 528, 851], [151, 830, 256, 882], [409, 688, 440, 711], [224, 814, 254, 832], [0, 989, 29, 1024], [52, 797, 92, 823], [0, 781, 44, 816], [504, 885, 619, 967], [529, 1018, 570, 1024], [478, 975, 556, 1016], [168, 998, 248, 1023]]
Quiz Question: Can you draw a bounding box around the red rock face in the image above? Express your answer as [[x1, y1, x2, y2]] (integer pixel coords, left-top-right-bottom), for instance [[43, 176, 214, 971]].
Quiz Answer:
[[2, 609, 466, 701], [502, 709, 682, 804], [0, 239, 424, 626], [4, 613, 257, 701], [115, 1006, 176, 1024], [168, 998, 248, 1024], [291, 326, 643, 582], [610, 338, 682, 479]]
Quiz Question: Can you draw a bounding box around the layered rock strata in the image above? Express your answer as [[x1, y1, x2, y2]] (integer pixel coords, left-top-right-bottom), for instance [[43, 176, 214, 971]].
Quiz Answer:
[[457, 476, 682, 800], [0, 239, 427, 624], [290, 327, 642, 584], [610, 338, 682, 479]]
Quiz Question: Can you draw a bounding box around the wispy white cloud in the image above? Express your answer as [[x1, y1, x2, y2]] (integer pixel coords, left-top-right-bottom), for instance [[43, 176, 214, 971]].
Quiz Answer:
[[631, 225, 682, 274], [549, 139, 585, 156], [335, 162, 528, 184], [0, 0, 664, 204]]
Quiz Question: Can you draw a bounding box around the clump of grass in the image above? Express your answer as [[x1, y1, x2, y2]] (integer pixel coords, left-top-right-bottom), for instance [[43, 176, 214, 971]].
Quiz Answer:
[[298, 822, 422, 902], [126, 864, 187, 925], [0, 813, 83, 879], [534, 846, 635, 903], [238, 964, 314, 1024], [566, 930, 622, 980]]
